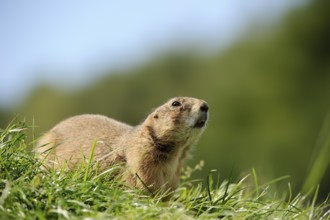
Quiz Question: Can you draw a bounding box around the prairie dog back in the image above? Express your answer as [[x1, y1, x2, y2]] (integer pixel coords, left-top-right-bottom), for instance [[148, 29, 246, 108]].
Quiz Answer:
[[37, 114, 132, 168]]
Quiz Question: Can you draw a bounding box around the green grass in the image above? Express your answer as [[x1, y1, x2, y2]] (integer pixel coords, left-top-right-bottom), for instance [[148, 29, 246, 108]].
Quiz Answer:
[[0, 119, 329, 220]]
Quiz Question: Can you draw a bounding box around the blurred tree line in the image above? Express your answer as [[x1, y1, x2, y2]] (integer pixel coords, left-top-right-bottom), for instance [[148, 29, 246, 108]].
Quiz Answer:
[[1, 0, 329, 198]]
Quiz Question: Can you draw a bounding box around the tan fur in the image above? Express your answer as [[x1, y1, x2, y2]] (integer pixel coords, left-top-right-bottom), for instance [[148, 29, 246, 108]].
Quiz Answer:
[[37, 97, 208, 193]]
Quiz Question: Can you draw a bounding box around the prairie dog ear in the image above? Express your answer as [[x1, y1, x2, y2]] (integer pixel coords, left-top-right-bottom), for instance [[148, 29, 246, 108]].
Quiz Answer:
[[153, 108, 162, 119]]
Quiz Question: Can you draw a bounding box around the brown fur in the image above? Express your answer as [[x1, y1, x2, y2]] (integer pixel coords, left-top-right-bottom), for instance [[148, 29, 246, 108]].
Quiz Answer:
[[37, 97, 208, 193]]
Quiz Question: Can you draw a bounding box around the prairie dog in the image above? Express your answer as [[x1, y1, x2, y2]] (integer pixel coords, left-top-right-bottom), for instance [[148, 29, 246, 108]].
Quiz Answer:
[[37, 97, 209, 192]]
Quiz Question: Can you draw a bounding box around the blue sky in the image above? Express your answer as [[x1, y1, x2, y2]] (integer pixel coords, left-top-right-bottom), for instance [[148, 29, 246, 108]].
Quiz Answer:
[[0, 0, 305, 109]]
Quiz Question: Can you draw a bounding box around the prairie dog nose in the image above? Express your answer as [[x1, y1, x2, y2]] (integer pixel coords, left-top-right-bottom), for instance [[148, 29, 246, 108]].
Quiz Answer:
[[200, 103, 209, 112]]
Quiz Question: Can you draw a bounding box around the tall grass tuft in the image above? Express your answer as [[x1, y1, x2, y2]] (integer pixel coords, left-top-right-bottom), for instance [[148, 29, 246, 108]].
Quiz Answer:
[[0, 119, 329, 219], [302, 112, 330, 194]]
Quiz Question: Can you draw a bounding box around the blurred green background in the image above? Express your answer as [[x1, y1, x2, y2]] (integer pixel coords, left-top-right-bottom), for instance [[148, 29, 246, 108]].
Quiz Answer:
[[1, 1, 329, 199]]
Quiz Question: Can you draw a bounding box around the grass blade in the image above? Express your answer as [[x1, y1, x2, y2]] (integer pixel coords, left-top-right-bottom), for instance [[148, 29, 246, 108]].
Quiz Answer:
[[84, 139, 97, 182]]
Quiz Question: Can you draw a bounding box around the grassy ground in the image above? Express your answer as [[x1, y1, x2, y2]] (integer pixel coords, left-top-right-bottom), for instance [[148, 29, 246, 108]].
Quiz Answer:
[[0, 119, 329, 220]]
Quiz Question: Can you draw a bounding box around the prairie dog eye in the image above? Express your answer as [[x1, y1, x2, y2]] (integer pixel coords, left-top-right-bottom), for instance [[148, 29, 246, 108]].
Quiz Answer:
[[171, 101, 181, 107]]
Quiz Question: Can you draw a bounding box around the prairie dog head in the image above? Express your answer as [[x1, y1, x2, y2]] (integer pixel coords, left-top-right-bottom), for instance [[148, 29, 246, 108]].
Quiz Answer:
[[144, 97, 209, 144]]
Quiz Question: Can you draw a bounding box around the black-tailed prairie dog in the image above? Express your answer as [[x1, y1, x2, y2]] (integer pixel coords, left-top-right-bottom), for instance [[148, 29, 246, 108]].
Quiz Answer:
[[37, 97, 209, 193]]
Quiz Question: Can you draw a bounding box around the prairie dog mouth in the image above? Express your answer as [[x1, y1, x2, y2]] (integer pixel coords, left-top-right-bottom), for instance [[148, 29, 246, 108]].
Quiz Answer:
[[194, 113, 208, 128]]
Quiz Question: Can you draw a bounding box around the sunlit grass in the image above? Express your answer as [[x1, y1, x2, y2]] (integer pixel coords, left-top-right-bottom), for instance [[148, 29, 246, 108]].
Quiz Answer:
[[0, 119, 329, 219]]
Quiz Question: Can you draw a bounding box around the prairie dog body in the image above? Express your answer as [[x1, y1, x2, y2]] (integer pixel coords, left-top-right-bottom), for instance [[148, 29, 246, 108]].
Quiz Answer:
[[37, 97, 209, 192]]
